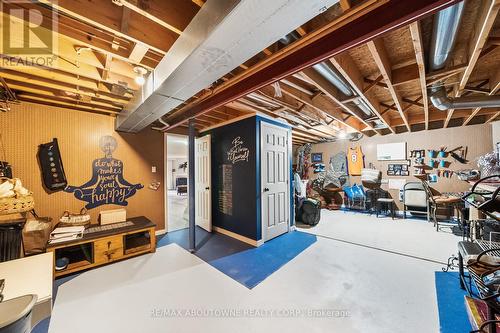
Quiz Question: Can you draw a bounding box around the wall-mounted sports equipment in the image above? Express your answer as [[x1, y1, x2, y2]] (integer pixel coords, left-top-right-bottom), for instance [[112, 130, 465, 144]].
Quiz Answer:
[[38, 138, 67, 192]]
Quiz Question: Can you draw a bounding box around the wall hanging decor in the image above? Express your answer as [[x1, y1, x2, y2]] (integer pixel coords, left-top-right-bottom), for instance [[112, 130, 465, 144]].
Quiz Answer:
[[387, 163, 409, 176], [226, 136, 250, 164], [311, 153, 323, 163], [348, 145, 364, 175], [377, 142, 407, 161], [449, 146, 468, 164], [38, 138, 68, 192], [64, 136, 143, 209]]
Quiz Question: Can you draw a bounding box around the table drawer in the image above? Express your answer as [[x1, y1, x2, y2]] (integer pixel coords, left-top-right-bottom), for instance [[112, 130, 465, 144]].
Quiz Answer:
[[94, 236, 123, 264]]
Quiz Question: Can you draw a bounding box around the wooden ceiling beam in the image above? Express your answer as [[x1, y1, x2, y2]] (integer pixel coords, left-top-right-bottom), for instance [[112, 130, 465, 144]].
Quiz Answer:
[[301, 67, 375, 133], [339, 0, 352, 11], [0, 2, 157, 69], [329, 53, 392, 134], [0, 68, 130, 104], [116, 0, 198, 36], [165, 0, 461, 130], [447, 0, 500, 126], [458, 0, 500, 92], [367, 39, 411, 132], [16, 92, 121, 113], [6, 80, 124, 110], [463, 68, 500, 125], [17, 96, 118, 116], [39, 0, 181, 54], [409, 21, 430, 130], [192, 0, 205, 8], [391, 108, 500, 127], [486, 111, 500, 123], [279, 80, 364, 134], [234, 99, 333, 139], [255, 88, 333, 127]]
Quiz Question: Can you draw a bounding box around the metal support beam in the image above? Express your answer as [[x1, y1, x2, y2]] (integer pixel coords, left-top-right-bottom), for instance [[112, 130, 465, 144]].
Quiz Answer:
[[165, 0, 462, 130], [188, 118, 196, 252]]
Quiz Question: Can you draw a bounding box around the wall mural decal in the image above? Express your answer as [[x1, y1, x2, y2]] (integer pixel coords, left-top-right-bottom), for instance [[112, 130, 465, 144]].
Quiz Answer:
[[227, 136, 249, 164], [65, 136, 143, 209]]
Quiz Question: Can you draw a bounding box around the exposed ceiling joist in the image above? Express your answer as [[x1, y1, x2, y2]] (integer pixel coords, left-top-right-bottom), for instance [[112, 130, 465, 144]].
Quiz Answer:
[[367, 39, 411, 132], [38, 0, 186, 54], [463, 68, 500, 125], [300, 68, 373, 133], [329, 53, 392, 134], [164, 0, 459, 130], [279, 81, 364, 134], [409, 22, 430, 130], [446, 0, 500, 127]]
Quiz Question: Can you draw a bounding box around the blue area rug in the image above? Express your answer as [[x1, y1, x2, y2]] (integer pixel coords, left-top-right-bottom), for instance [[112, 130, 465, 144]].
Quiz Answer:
[[158, 227, 317, 289], [435, 271, 472, 333], [208, 231, 316, 289]]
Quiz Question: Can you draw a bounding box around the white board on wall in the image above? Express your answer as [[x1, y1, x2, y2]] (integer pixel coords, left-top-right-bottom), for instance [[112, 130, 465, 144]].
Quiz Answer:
[[377, 142, 407, 161]]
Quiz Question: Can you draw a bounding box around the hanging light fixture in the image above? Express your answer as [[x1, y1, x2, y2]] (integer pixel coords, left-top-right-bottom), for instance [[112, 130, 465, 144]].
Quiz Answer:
[[337, 130, 347, 139], [133, 66, 147, 85]]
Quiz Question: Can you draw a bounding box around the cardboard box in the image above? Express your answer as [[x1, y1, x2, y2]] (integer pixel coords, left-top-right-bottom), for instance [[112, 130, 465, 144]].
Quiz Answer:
[[99, 208, 127, 225]]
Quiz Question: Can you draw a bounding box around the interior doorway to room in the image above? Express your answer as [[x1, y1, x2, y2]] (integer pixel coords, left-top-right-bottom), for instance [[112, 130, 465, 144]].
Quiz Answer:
[[166, 134, 189, 232]]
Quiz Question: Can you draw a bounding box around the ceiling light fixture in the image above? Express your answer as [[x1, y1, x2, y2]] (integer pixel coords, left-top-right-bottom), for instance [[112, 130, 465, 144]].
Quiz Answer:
[[134, 66, 147, 86]]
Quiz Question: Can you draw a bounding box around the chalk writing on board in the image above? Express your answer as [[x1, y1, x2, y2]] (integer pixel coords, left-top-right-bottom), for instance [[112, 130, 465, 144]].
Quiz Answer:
[[218, 164, 233, 216], [65, 136, 143, 209], [227, 136, 249, 164]]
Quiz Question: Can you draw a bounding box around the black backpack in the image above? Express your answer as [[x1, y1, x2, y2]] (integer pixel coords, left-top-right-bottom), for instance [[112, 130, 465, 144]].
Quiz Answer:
[[300, 198, 321, 226]]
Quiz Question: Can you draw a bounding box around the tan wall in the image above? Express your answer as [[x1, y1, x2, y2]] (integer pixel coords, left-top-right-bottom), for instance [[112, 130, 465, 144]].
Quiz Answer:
[[0, 102, 165, 230], [310, 123, 493, 209]]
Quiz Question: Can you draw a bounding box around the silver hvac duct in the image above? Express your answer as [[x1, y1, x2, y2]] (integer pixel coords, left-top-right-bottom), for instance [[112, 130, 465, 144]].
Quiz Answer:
[[429, 1, 500, 110], [312, 62, 353, 96], [312, 62, 373, 116]]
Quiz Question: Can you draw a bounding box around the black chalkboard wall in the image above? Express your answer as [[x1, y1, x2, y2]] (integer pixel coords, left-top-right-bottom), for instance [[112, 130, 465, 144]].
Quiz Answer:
[[204, 117, 259, 240]]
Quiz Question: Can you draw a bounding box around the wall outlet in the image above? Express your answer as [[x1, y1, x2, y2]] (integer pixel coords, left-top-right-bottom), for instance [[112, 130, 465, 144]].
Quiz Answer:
[[152, 166, 157, 173]]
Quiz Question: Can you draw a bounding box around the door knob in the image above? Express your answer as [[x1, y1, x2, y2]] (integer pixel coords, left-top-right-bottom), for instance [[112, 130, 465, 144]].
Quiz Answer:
[[263, 187, 270, 192], [205, 187, 210, 190]]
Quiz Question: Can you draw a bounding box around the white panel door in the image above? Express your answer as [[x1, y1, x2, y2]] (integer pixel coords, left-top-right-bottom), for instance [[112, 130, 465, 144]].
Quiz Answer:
[[261, 122, 289, 241], [195, 135, 211, 232]]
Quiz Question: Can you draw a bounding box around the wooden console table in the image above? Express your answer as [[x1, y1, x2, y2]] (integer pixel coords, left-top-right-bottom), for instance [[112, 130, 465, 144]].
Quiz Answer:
[[46, 216, 156, 278]]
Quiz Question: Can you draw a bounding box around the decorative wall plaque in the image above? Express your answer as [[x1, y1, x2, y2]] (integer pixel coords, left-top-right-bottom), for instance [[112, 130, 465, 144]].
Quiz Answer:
[[65, 136, 143, 209]]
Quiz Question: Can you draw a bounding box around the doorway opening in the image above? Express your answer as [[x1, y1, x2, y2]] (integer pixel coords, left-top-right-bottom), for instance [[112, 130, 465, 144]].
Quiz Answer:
[[166, 134, 189, 232]]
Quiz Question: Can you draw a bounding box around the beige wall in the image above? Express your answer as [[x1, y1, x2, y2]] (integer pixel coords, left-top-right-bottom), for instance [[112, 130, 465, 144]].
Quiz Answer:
[[310, 123, 493, 209], [0, 102, 165, 230], [493, 121, 500, 148]]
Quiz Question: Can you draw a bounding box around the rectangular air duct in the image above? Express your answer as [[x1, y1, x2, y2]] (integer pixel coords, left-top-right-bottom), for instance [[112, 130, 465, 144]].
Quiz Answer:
[[116, 0, 339, 132]]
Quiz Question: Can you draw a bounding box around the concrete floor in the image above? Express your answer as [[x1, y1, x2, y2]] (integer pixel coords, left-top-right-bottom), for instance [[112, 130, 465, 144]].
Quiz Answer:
[[48, 211, 458, 333], [167, 190, 188, 232], [297, 210, 460, 264]]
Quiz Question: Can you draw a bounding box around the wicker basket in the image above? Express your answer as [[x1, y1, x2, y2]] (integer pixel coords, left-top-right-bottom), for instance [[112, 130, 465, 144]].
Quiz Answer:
[[0, 194, 35, 215]]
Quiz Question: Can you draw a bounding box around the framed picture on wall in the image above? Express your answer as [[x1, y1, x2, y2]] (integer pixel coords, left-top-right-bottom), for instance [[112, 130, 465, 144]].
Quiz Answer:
[[311, 153, 323, 163]]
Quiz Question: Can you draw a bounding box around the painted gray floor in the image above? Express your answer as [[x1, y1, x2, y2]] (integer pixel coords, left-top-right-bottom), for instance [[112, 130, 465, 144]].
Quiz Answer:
[[167, 190, 188, 232], [48, 211, 454, 333], [297, 210, 460, 264]]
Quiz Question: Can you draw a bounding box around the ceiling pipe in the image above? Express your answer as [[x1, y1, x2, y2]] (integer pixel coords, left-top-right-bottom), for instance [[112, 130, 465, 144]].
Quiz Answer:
[[312, 62, 374, 117], [312, 62, 353, 96], [429, 1, 500, 110]]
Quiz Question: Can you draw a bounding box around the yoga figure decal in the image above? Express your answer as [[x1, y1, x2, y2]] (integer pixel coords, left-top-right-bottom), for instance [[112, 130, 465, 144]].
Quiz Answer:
[[65, 136, 143, 209]]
